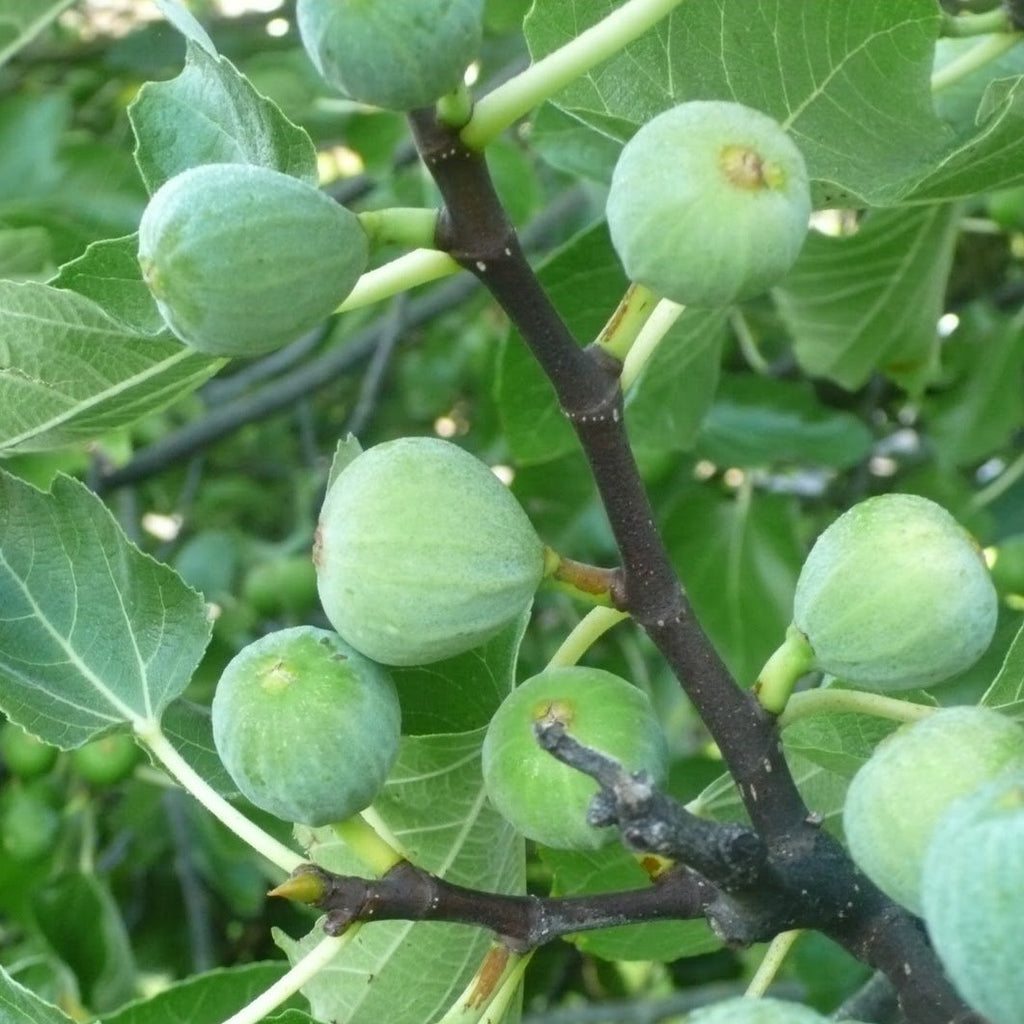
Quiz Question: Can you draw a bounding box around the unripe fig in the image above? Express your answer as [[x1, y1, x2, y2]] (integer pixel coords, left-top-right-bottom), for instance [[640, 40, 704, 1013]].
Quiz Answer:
[[792, 494, 997, 690], [297, 0, 483, 111], [683, 997, 836, 1024], [314, 437, 545, 666], [481, 667, 669, 850], [1, 785, 60, 863], [922, 772, 1024, 1024], [211, 626, 400, 826], [606, 101, 810, 307], [842, 706, 1024, 915], [138, 163, 368, 357], [71, 733, 142, 786], [1, 722, 59, 779], [242, 556, 318, 619]]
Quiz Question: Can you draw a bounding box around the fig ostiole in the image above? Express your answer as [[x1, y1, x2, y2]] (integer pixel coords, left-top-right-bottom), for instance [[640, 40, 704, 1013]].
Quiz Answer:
[[481, 667, 669, 850], [211, 625, 401, 827], [297, 0, 483, 112], [842, 705, 1024, 915], [922, 771, 1024, 1024], [606, 100, 811, 308], [138, 162, 368, 357], [791, 493, 997, 691], [314, 436, 545, 666]]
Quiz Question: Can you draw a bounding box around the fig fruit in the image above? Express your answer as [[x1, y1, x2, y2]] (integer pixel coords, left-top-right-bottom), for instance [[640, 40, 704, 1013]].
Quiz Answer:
[[683, 997, 835, 1024], [606, 101, 810, 307], [138, 163, 368, 357], [843, 706, 1024, 915], [211, 625, 400, 826], [1, 785, 60, 863], [481, 667, 669, 850], [297, 0, 483, 111], [792, 493, 997, 690], [314, 437, 545, 666], [242, 556, 318, 619], [71, 733, 142, 786], [922, 771, 1024, 1024], [1, 721, 59, 779]]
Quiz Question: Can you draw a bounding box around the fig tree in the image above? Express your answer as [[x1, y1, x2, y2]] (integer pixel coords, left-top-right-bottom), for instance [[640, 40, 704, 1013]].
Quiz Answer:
[[843, 706, 1024, 914], [314, 437, 546, 666], [606, 101, 810, 307], [211, 625, 400, 826], [481, 667, 669, 850], [922, 771, 1024, 1024], [297, 0, 483, 111], [138, 163, 368, 357], [792, 493, 997, 690]]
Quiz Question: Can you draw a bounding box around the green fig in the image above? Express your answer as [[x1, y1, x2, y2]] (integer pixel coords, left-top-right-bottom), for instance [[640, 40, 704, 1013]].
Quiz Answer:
[[314, 437, 545, 666], [1, 722, 59, 780], [922, 771, 1024, 1024], [683, 997, 838, 1024], [842, 706, 1024, 915], [138, 163, 368, 357], [481, 667, 669, 850], [297, 0, 483, 111], [606, 101, 810, 307], [792, 494, 997, 690], [71, 733, 142, 786], [211, 626, 400, 826]]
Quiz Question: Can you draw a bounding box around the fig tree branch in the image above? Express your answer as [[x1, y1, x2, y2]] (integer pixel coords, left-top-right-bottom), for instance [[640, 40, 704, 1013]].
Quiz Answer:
[[406, 107, 978, 1024]]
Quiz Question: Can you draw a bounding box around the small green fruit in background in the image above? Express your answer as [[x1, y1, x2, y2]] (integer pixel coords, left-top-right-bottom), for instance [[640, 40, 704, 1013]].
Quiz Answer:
[[792, 493, 997, 690], [315, 437, 545, 666], [242, 556, 318, 619], [211, 626, 400, 826], [481, 667, 669, 850], [0, 721, 59, 779], [71, 733, 142, 786], [922, 771, 1024, 1024], [138, 163, 368, 357], [986, 184, 1024, 230], [842, 706, 1024, 915], [0, 785, 60, 863], [297, 0, 483, 111], [606, 101, 810, 307], [682, 997, 838, 1024]]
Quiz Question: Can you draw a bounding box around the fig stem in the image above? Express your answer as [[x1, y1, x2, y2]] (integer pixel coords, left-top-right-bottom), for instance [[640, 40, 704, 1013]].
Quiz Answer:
[[777, 689, 937, 731], [358, 207, 441, 250], [744, 929, 803, 998], [939, 7, 1015, 36], [331, 814, 405, 876], [543, 549, 619, 606], [337, 249, 460, 313], [219, 931, 353, 1024], [433, 944, 532, 1024], [436, 83, 474, 130], [619, 297, 685, 392], [134, 721, 304, 876], [460, 0, 687, 150], [546, 606, 630, 670], [729, 309, 772, 376], [752, 625, 816, 715], [931, 31, 1022, 92], [592, 282, 660, 363]]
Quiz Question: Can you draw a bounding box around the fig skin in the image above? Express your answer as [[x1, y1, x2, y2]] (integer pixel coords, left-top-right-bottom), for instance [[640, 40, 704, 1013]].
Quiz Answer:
[[606, 101, 811, 307], [297, 0, 483, 111], [314, 437, 545, 667], [0, 722, 59, 779], [922, 771, 1024, 1024], [71, 733, 142, 786], [843, 706, 1024, 915], [792, 493, 997, 690], [683, 997, 837, 1024], [211, 626, 400, 827], [481, 667, 669, 850], [138, 163, 368, 357]]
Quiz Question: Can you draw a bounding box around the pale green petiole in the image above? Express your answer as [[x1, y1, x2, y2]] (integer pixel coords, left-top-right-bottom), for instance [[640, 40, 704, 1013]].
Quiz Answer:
[[620, 297, 685, 392], [931, 31, 1022, 91], [461, 0, 688, 149], [437, 83, 475, 129], [434, 945, 533, 1024], [753, 624, 816, 715], [134, 720, 304, 876], [744, 930, 803, 998], [219, 931, 353, 1024], [592, 283, 660, 363], [940, 8, 1015, 37], [332, 813, 405, 876], [778, 689, 937, 731], [358, 207, 440, 250], [546, 606, 630, 670], [338, 250, 461, 313]]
